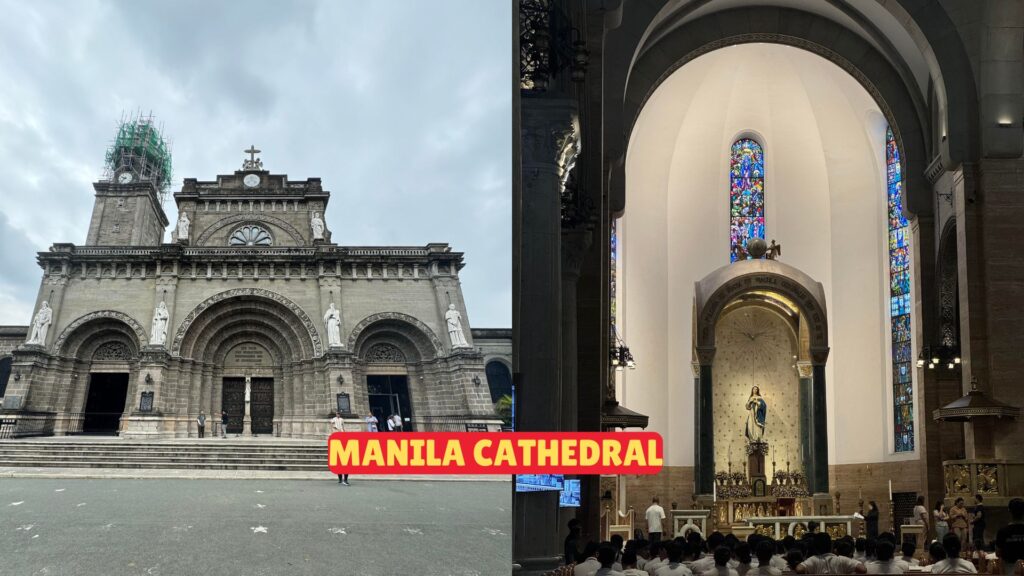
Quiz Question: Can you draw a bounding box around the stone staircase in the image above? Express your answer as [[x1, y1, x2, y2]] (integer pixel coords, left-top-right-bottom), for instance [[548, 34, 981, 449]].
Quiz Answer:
[[0, 439, 329, 471]]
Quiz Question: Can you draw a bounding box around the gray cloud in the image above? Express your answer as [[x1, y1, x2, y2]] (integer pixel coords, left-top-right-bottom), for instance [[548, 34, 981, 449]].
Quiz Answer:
[[0, 0, 511, 328]]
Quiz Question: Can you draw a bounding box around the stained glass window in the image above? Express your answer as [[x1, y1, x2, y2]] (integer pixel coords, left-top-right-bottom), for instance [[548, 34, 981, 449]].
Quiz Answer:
[[887, 126, 914, 453], [611, 218, 618, 330], [730, 139, 765, 262]]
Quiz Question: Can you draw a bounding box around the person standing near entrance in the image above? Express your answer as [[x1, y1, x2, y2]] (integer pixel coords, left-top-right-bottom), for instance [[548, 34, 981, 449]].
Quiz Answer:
[[197, 411, 206, 438], [331, 411, 350, 486], [364, 413, 378, 432], [646, 496, 666, 543], [220, 410, 228, 438], [386, 414, 396, 432], [392, 414, 403, 432]]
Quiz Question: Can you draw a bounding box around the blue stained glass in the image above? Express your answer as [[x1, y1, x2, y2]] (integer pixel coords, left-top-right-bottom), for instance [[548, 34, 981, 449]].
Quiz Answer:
[[887, 126, 914, 452], [729, 139, 765, 262]]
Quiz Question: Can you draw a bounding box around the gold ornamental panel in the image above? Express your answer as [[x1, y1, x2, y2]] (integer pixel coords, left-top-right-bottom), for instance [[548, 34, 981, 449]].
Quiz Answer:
[[976, 464, 998, 495]]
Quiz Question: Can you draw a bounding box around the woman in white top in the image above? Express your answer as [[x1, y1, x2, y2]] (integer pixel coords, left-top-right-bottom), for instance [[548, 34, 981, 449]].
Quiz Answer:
[[931, 534, 978, 574], [914, 495, 930, 539], [935, 501, 950, 541]]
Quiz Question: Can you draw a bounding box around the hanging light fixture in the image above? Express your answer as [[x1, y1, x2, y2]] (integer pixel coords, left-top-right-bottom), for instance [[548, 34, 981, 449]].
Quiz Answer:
[[610, 327, 637, 371]]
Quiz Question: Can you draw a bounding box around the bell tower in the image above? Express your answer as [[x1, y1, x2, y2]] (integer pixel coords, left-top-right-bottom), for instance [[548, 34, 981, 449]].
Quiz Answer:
[[85, 112, 171, 246]]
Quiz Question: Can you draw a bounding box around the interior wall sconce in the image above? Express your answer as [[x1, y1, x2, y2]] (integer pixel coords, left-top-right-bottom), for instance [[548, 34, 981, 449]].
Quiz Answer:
[[997, 118, 1014, 128]]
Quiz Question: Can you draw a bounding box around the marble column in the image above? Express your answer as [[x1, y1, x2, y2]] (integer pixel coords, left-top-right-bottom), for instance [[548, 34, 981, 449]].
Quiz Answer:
[[694, 347, 716, 495], [513, 95, 577, 570], [808, 347, 831, 496]]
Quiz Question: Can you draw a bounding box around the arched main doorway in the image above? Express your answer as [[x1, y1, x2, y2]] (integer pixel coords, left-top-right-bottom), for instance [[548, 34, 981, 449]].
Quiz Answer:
[[173, 289, 320, 437]]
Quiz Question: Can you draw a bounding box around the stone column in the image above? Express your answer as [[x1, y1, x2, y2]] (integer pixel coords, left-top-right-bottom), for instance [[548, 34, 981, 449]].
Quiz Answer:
[[808, 347, 831, 496], [513, 96, 577, 570], [694, 347, 716, 496], [796, 362, 813, 481]]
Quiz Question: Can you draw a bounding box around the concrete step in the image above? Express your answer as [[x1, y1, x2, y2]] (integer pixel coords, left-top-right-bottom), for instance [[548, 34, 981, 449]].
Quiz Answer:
[[0, 459, 328, 471], [0, 439, 332, 471]]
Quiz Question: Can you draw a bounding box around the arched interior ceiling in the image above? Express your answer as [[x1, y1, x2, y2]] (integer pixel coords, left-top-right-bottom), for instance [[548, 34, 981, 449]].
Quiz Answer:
[[640, 0, 932, 99], [620, 43, 906, 467]]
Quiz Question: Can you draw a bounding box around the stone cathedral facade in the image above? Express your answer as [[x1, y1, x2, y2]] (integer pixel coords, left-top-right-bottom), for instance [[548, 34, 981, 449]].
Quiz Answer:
[[0, 150, 501, 438]]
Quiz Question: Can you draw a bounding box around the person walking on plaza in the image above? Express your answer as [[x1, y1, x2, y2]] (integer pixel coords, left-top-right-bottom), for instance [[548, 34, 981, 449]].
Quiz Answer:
[[220, 410, 228, 438], [196, 411, 206, 438], [646, 496, 666, 543], [365, 413, 379, 432], [331, 411, 345, 434]]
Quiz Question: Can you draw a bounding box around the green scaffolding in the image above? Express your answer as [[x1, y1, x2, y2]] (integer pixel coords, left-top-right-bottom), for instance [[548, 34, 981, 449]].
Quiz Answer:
[[104, 112, 173, 198]]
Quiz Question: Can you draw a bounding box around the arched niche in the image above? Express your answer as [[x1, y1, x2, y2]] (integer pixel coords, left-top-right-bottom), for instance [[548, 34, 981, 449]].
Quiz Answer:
[[692, 259, 830, 496]]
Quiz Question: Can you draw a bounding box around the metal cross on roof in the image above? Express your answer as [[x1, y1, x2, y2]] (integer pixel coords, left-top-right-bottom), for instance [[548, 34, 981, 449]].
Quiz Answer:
[[242, 145, 263, 170]]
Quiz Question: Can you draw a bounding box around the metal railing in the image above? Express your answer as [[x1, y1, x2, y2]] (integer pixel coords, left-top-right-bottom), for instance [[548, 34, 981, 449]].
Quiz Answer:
[[399, 415, 505, 433], [0, 411, 57, 439]]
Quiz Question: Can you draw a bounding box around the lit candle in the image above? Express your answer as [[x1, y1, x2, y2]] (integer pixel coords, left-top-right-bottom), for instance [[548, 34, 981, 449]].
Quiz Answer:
[[888, 480, 892, 501], [714, 481, 717, 503]]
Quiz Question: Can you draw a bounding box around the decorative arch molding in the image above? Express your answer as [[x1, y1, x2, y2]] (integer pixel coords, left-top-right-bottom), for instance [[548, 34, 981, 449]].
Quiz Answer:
[[694, 259, 829, 360], [195, 213, 305, 246], [53, 310, 148, 356], [171, 288, 323, 358], [621, 8, 934, 217], [347, 312, 445, 359]]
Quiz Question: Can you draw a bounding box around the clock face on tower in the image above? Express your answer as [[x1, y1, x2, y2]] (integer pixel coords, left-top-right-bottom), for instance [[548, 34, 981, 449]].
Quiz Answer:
[[243, 174, 260, 188], [117, 172, 134, 184]]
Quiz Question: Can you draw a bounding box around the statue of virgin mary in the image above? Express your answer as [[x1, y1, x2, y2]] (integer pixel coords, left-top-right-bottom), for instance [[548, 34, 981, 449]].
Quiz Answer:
[[745, 385, 767, 443]]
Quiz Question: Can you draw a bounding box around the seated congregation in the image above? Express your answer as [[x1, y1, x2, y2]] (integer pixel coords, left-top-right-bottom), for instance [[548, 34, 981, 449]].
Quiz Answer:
[[554, 499, 1024, 576]]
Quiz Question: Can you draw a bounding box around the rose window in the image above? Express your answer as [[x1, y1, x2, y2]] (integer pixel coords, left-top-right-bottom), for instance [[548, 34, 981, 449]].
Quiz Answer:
[[229, 225, 272, 246]]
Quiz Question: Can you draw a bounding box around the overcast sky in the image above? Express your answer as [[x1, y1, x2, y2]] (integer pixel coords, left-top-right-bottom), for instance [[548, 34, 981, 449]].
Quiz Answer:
[[0, 0, 511, 328]]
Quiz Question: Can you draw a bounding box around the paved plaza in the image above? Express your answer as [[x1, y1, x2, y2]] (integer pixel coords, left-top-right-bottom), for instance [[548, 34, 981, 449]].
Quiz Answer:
[[0, 477, 511, 576]]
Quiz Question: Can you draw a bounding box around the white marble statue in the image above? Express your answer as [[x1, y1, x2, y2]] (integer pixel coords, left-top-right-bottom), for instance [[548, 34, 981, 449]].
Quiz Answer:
[[26, 301, 52, 345], [245, 377, 251, 403], [177, 211, 190, 240], [311, 212, 325, 241], [150, 301, 169, 346], [323, 303, 342, 347], [745, 385, 767, 443], [445, 304, 470, 348]]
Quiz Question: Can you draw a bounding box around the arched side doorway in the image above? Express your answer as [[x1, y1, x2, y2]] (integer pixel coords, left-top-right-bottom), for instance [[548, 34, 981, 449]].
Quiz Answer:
[[693, 259, 830, 497], [350, 314, 442, 432], [0, 356, 12, 399], [50, 312, 145, 435]]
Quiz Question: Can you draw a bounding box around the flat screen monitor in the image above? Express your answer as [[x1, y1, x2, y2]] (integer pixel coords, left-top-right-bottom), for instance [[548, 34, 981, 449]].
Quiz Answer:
[[515, 474, 563, 492], [559, 479, 581, 507]]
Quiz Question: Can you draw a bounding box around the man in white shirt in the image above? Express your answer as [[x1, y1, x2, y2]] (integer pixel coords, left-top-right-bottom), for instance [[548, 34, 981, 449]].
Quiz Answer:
[[576, 542, 603, 576], [692, 533, 729, 575], [647, 497, 667, 543], [708, 547, 739, 576], [656, 543, 693, 576], [750, 541, 781, 576], [866, 541, 906, 574], [899, 542, 920, 567], [623, 550, 648, 576], [364, 413, 378, 432], [931, 534, 978, 574], [647, 543, 669, 576]]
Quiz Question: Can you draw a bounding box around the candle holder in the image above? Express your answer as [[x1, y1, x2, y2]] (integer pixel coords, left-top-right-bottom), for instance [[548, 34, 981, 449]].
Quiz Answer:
[[889, 499, 896, 533]]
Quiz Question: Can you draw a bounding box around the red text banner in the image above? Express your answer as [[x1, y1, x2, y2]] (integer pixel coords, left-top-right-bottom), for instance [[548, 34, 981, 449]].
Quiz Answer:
[[327, 432, 664, 475]]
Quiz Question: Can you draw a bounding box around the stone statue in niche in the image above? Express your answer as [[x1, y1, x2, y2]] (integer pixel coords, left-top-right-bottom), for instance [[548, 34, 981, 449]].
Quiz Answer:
[[177, 211, 190, 240], [445, 304, 470, 348], [310, 212, 325, 240], [26, 301, 53, 345], [323, 303, 342, 347], [745, 385, 767, 443], [245, 376, 251, 403], [150, 301, 169, 346]]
